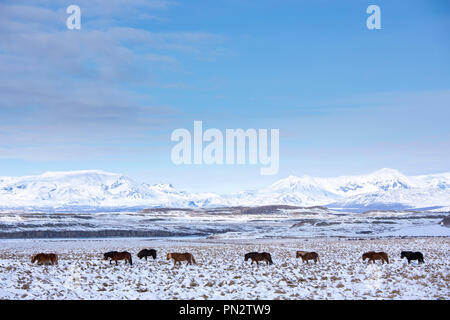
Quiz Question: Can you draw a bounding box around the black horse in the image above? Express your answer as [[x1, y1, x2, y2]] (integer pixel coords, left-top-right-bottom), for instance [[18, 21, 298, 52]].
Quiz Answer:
[[401, 251, 424, 264], [137, 249, 157, 260]]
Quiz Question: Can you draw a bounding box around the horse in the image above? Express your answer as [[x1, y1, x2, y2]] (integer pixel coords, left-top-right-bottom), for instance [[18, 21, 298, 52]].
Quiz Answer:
[[103, 251, 133, 266], [137, 249, 157, 260], [401, 251, 424, 264], [31, 253, 58, 265], [166, 252, 196, 266], [299, 252, 320, 264], [362, 251, 389, 264], [296, 251, 308, 258], [244, 252, 273, 266]]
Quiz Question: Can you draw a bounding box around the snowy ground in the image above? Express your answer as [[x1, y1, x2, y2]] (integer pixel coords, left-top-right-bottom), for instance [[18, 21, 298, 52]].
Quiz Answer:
[[0, 237, 448, 300]]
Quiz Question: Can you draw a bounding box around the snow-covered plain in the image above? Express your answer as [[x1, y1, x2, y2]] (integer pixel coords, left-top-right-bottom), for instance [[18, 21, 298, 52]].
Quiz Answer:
[[0, 237, 448, 300], [1, 207, 448, 239]]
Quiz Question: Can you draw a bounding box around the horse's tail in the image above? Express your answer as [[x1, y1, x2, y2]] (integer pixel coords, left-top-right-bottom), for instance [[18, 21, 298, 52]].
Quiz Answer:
[[54, 255, 58, 265], [129, 255, 133, 266], [384, 254, 389, 264], [191, 255, 196, 265]]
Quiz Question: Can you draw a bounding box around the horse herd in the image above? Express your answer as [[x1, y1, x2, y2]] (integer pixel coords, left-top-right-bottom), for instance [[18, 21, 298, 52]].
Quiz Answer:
[[30, 249, 425, 266]]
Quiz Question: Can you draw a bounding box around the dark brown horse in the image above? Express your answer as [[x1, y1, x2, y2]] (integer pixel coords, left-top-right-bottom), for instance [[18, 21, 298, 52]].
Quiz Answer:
[[295, 251, 308, 258], [244, 252, 273, 266], [299, 252, 320, 264], [362, 251, 389, 264], [103, 251, 132, 266], [31, 253, 58, 265]]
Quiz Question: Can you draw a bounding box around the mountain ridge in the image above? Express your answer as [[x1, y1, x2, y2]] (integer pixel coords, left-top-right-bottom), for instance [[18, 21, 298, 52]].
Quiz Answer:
[[0, 169, 449, 210]]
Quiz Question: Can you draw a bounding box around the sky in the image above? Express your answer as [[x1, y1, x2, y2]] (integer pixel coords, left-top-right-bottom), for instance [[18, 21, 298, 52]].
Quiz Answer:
[[0, 0, 449, 193]]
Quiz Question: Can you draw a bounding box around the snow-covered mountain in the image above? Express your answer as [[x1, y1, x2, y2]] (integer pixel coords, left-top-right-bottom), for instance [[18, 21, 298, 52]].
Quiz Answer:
[[0, 168, 449, 210], [0, 170, 190, 208], [259, 168, 450, 210]]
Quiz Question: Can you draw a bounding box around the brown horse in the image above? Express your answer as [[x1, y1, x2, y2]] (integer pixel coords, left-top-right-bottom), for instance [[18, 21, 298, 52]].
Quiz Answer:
[[166, 252, 196, 266], [31, 253, 58, 265], [244, 252, 273, 266], [362, 251, 389, 264], [295, 251, 308, 258], [299, 252, 320, 264], [103, 251, 133, 266]]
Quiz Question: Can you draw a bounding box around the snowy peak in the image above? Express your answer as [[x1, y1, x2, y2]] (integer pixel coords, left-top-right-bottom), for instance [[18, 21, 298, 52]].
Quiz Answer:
[[268, 175, 318, 192], [266, 168, 412, 197], [148, 183, 177, 193], [258, 168, 450, 209]]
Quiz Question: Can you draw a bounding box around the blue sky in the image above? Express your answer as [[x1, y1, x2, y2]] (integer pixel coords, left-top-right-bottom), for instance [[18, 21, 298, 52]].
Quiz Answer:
[[0, 0, 449, 192]]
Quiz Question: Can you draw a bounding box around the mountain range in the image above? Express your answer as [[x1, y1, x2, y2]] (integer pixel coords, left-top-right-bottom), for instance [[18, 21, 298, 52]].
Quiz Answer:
[[0, 168, 449, 211]]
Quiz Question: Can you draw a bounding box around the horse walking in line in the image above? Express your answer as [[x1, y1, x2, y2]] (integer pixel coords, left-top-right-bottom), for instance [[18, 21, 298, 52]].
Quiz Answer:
[[401, 251, 424, 264], [103, 251, 133, 266], [362, 251, 389, 264], [244, 252, 273, 266], [137, 249, 157, 260], [295, 251, 308, 258], [298, 251, 320, 264], [166, 252, 196, 266], [31, 253, 58, 265]]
